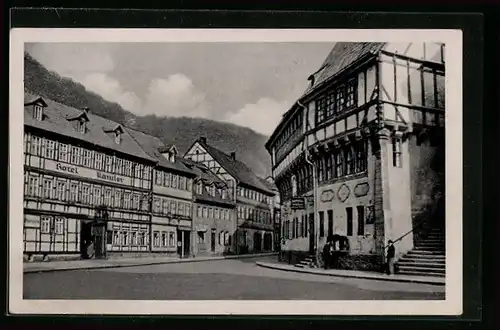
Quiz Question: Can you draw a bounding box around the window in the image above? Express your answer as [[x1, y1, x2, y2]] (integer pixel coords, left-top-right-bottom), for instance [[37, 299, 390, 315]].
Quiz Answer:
[[186, 178, 192, 192], [41, 216, 51, 234], [44, 140, 55, 159], [179, 176, 186, 190], [78, 120, 86, 133], [69, 182, 79, 202], [82, 185, 90, 204], [71, 146, 80, 165], [131, 232, 137, 245], [355, 141, 367, 173], [163, 199, 170, 214], [345, 147, 355, 175], [169, 232, 175, 246], [346, 79, 357, 108], [133, 194, 140, 210], [153, 198, 161, 213], [316, 96, 326, 124], [336, 85, 346, 112], [55, 181, 66, 200], [225, 210, 229, 221], [103, 188, 112, 206], [327, 210, 334, 238], [178, 202, 185, 216], [42, 178, 52, 199], [171, 201, 177, 215], [203, 207, 208, 218], [346, 207, 353, 236], [197, 206, 202, 217], [209, 208, 214, 218], [139, 232, 146, 246], [393, 137, 402, 167], [141, 194, 149, 211], [357, 206, 365, 236], [224, 231, 230, 246], [319, 211, 325, 237], [123, 192, 131, 209], [162, 232, 168, 246], [93, 187, 102, 205], [335, 151, 344, 177], [95, 152, 103, 170], [219, 231, 223, 245], [164, 173, 171, 187], [34, 105, 43, 120], [215, 209, 220, 219], [113, 231, 120, 245], [171, 174, 178, 188], [197, 231, 205, 244], [31, 136, 41, 156], [185, 204, 191, 217], [105, 156, 113, 173], [154, 231, 160, 246], [114, 131, 121, 144], [54, 217, 64, 234], [123, 231, 129, 246], [114, 189, 122, 208]]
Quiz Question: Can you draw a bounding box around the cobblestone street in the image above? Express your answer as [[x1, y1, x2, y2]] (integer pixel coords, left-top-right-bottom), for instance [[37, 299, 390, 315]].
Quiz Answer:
[[24, 256, 445, 300]]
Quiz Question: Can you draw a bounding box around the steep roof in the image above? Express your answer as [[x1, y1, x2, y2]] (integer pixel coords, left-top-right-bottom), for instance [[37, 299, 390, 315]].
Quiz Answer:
[[125, 127, 195, 176], [195, 139, 275, 195], [24, 91, 155, 162], [266, 42, 385, 150], [304, 42, 385, 95], [259, 177, 278, 192], [182, 158, 223, 184]]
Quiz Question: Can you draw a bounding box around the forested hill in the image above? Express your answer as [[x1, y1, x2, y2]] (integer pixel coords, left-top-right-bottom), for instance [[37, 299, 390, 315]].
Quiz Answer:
[[24, 52, 272, 178]]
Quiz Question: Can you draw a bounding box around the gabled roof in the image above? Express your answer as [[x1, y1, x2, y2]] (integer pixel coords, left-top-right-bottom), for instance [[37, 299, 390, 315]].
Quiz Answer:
[[304, 42, 385, 95], [194, 139, 275, 195], [125, 127, 195, 176], [25, 96, 47, 107], [157, 144, 178, 155], [103, 124, 124, 134], [66, 110, 90, 122], [182, 158, 223, 184], [24, 91, 155, 162]]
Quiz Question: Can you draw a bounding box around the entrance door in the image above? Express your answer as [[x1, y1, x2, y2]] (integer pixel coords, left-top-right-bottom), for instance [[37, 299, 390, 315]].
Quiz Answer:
[[309, 213, 315, 254], [183, 231, 190, 257], [80, 221, 93, 259], [254, 232, 262, 252], [211, 229, 216, 252]]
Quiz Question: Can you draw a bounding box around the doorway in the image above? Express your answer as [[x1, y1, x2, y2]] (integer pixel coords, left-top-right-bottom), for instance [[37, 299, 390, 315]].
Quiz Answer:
[[80, 221, 93, 259], [177, 230, 191, 258], [211, 229, 216, 253], [92, 223, 106, 259], [253, 232, 262, 252]]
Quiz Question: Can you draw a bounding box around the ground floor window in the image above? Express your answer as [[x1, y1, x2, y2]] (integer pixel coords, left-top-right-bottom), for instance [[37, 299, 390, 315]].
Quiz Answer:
[[197, 231, 205, 244], [23, 215, 79, 254]]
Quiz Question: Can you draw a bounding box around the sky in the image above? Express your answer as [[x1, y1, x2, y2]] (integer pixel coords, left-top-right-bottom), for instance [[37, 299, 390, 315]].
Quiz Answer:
[[26, 42, 334, 135]]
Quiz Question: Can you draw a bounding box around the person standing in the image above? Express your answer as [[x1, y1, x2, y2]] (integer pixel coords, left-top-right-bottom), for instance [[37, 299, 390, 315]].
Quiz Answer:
[[323, 241, 331, 270], [386, 240, 396, 275]]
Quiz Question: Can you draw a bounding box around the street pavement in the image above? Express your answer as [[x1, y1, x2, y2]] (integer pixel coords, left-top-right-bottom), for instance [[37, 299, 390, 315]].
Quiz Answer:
[[24, 256, 445, 300]]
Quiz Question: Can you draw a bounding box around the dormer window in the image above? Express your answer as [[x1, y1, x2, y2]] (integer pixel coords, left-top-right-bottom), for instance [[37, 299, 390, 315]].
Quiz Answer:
[[78, 119, 86, 133], [34, 105, 43, 121], [25, 97, 48, 121], [115, 130, 121, 144]]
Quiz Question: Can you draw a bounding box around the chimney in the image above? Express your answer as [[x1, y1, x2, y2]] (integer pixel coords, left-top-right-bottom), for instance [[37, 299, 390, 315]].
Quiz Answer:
[[230, 152, 236, 160], [200, 136, 207, 144]]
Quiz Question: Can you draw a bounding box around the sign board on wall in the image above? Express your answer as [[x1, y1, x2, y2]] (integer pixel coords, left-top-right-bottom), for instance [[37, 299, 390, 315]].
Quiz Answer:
[[290, 197, 305, 210], [45, 159, 132, 186]]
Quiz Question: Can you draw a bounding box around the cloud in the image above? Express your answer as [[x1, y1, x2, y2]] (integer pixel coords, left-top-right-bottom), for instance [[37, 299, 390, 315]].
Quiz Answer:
[[80, 73, 142, 112], [142, 74, 210, 118], [226, 98, 289, 135]]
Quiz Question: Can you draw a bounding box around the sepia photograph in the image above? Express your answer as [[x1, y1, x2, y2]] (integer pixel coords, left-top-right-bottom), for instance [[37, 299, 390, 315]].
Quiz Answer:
[[9, 28, 463, 315]]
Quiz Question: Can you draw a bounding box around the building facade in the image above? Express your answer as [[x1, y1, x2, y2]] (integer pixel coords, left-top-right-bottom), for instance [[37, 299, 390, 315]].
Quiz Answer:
[[183, 158, 236, 256], [184, 137, 276, 254], [23, 93, 156, 261], [266, 42, 445, 273], [125, 128, 197, 258]]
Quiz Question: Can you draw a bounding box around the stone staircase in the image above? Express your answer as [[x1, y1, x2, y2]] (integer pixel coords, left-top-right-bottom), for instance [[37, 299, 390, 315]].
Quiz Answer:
[[396, 226, 446, 277], [294, 255, 316, 268]]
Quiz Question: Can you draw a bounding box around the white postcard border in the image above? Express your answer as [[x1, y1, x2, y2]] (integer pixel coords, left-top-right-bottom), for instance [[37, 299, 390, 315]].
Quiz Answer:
[[9, 28, 463, 315]]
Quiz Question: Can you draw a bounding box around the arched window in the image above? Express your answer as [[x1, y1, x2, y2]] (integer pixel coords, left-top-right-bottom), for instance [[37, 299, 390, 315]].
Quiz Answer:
[[291, 175, 297, 197]]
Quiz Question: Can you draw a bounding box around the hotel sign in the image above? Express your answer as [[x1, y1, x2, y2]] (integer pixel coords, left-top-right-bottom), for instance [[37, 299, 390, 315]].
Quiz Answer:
[[290, 197, 305, 210], [45, 159, 132, 186]]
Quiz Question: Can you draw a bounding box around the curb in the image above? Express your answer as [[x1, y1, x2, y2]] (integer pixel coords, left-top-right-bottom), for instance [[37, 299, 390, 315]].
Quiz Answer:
[[255, 261, 445, 286], [24, 252, 278, 274]]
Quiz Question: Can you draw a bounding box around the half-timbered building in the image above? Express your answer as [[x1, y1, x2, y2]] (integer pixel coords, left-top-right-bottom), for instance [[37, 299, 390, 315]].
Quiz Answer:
[[265, 42, 445, 276], [184, 137, 276, 253], [23, 92, 156, 261], [125, 129, 197, 258], [182, 158, 236, 256]]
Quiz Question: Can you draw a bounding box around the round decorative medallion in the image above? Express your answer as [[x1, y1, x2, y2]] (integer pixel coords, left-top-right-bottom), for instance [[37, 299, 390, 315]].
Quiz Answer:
[[320, 189, 335, 202], [354, 182, 370, 197], [337, 184, 351, 203]]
